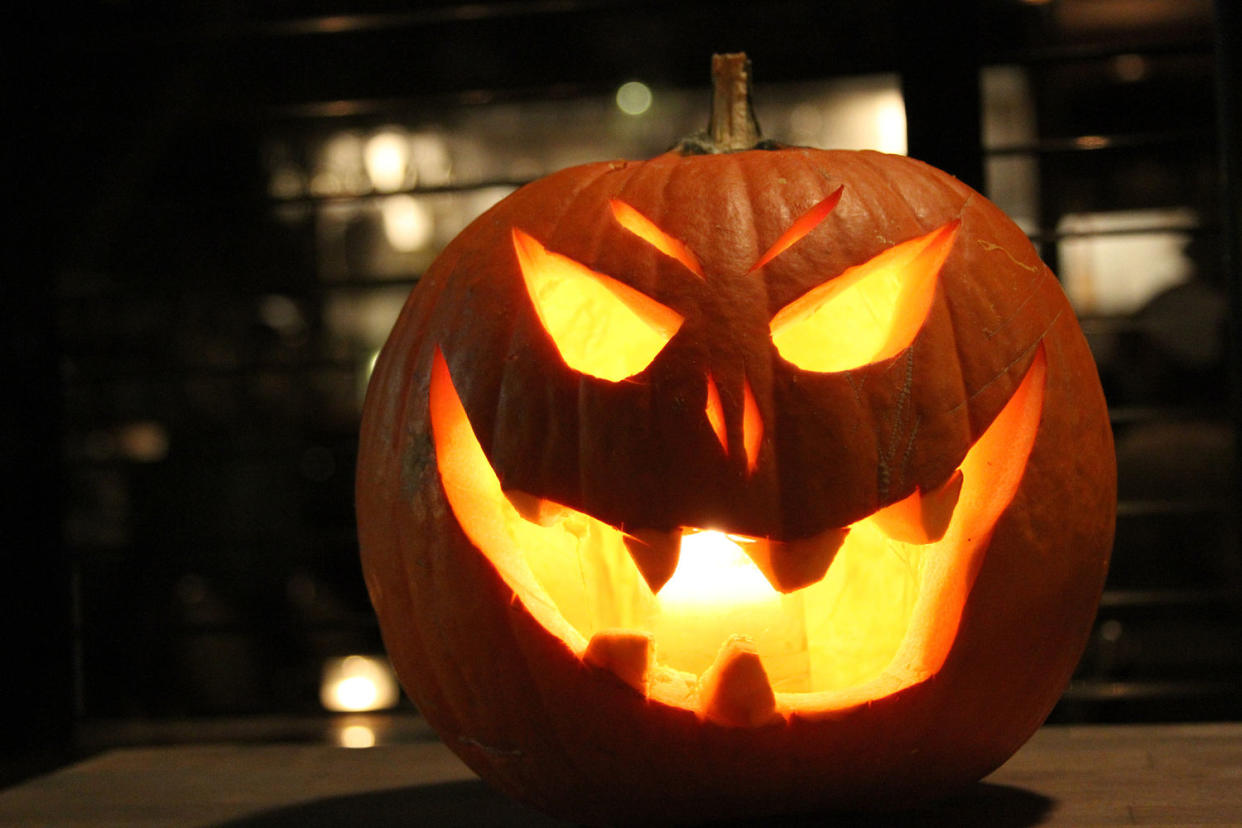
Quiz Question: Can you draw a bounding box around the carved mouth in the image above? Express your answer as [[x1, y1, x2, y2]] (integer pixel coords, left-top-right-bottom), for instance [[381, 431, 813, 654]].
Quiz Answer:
[[428, 347, 1045, 725]]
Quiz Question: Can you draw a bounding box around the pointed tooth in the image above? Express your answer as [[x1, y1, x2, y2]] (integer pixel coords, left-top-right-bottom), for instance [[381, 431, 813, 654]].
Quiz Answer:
[[623, 529, 681, 593], [744, 526, 848, 593], [872, 469, 963, 544], [698, 636, 780, 727], [584, 630, 652, 693], [504, 489, 566, 526]]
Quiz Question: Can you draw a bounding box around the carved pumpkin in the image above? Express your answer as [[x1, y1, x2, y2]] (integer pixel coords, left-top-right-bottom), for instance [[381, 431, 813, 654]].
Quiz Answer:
[[356, 55, 1115, 824]]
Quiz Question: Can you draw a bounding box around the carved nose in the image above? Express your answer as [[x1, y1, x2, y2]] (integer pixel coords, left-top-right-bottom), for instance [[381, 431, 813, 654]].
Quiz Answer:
[[704, 372, 763, 474]]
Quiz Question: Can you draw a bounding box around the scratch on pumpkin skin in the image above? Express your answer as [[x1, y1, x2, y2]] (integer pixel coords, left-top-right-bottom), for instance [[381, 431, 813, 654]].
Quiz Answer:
[[972, 231, 1045, 339], [976, 239, 1040, 273], [956, 191, 978, 220], [945, 309, 1063, 418], [985, 275, 1045, 340], [456, 734, 525, 759]]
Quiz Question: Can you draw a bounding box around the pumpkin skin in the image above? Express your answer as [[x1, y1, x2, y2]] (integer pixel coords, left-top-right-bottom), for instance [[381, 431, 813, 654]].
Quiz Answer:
[[356, 140, 1115, 823]]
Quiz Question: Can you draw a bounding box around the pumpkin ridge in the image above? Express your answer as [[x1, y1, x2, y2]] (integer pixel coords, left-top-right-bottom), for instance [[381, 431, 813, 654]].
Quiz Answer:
[[938, 265, 981, 439], [981, 264, 1050, 343], [877, 348, 918, 503], [731, 150, 763, 276], [852, 150, 942, 232]]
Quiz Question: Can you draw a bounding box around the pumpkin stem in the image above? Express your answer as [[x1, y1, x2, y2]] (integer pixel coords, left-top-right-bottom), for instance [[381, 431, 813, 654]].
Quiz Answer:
[[676, 53, 778, 155]]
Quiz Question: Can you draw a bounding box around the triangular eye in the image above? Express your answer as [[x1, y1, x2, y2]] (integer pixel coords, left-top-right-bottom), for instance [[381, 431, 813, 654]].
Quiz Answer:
[[513, 228, 684, 382], [769, 221, 959, 373]]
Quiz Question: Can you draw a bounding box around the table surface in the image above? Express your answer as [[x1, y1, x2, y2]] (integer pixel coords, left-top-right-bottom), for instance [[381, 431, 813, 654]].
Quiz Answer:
[[2, 723, 1239, 826]]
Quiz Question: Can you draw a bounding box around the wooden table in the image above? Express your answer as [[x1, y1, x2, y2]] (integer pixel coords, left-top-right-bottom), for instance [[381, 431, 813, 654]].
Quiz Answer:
[[1, 723, 1238, 826]]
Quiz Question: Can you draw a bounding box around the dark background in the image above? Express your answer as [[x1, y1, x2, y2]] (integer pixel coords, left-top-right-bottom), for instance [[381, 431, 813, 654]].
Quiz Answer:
[[8, 0, 1240, 785]]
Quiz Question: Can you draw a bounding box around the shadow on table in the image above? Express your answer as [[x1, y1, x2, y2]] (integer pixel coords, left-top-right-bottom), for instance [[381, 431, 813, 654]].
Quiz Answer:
[[214, 778, 1052, 827]]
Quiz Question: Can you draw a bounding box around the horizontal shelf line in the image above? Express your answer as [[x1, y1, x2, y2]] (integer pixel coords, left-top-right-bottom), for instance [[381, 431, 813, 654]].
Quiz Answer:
[[1099, 588, 1242, 610], [986, 130, 1214, 156], [1116, 499, 1234, 517], [268, 177, 528, 206], [1106, 405, 1230, 425], [982, 38, 1213, 66], [1061, 678, 1241, 702], [1027, 224, 1217, 243]]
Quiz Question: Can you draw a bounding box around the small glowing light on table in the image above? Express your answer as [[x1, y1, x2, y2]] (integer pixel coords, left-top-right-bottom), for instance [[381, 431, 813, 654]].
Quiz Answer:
[[337, 723, 377, 749], [320, 655, 400, 712]]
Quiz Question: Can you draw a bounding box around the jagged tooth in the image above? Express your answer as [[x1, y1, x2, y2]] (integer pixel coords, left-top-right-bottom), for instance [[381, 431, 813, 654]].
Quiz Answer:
[[698, 636, 780, 727], [872, 469, 964, 544], [503, 489, 566, 526], [623, 529, 681, 593], [583, 630, 652, 693], [744, 526, 848, 593]]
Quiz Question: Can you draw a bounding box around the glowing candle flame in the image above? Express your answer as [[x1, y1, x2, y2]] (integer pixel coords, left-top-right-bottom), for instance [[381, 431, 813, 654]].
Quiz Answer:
[[659, 531, 778, 609]]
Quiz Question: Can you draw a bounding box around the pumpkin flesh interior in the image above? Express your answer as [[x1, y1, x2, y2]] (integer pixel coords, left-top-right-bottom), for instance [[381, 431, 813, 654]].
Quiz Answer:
[[429, 347, 1045, 716], [512, 228, 684, 383]]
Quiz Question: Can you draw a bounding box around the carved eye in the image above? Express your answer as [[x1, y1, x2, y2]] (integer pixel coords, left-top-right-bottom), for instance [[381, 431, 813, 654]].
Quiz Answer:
[[610, 199, 704, 278], [513, 228, 684, 382], [769, 221, 960, 373]]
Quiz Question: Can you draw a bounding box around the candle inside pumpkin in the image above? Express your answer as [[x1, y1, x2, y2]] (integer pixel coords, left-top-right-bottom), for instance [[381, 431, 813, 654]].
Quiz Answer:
[[651, 530, 811, 692]]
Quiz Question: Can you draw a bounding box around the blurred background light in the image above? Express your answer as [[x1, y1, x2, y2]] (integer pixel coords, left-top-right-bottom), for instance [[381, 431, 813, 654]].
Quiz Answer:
[[320, 655, 400, 712], [615, 81, 653, 116], [1058, 209, 1197, 315], [364, 129, 410, 192], [873, 96, 907, 155], [783, 76, 906, 154], [337, 723, 377, 749], [409, 132, 452, 187], [380, 194, 434, 251], [314, 131, 367, 195], [115, 421, 169, 463]]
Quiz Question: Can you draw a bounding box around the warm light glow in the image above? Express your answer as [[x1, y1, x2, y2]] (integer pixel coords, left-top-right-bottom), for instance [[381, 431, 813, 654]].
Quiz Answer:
[[409, 132, 451, 187], [799, 520, 927, 689], [742, 378, 763, 473], [364, 130, 409, 192], [513, 228, 684, 381], [750, 188, 842, 272], [320, 655, 400, 712], [116, 421, 169, 463], [875, 98, 907, 155], [661, 531, 778, 608], [337, 677, 378, 709], [1075, 135, 1111, 150], [770, 221, 959, 372], [610, 200, 704, 278], [653, 531, 806, 681], [430, 342, 1046, 715], [338, 724, 377, 749], [783, 76, 907, 154], [615, 81, 653, 116], [703, 375, 763, 472], [380, 194, 434, 251], [705, 374, 727, 452], [1057, 208, 1197, 315], [316, 131, 366, 195]]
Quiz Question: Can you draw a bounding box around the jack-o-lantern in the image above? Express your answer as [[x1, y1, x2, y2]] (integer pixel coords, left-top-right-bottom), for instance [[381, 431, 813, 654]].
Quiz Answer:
[[356, 55, 1115, 824]]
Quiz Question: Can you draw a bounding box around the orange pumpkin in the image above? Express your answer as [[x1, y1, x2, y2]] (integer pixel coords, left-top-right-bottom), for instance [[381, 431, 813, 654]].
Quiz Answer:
[[356, 55, 1115, 823]]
